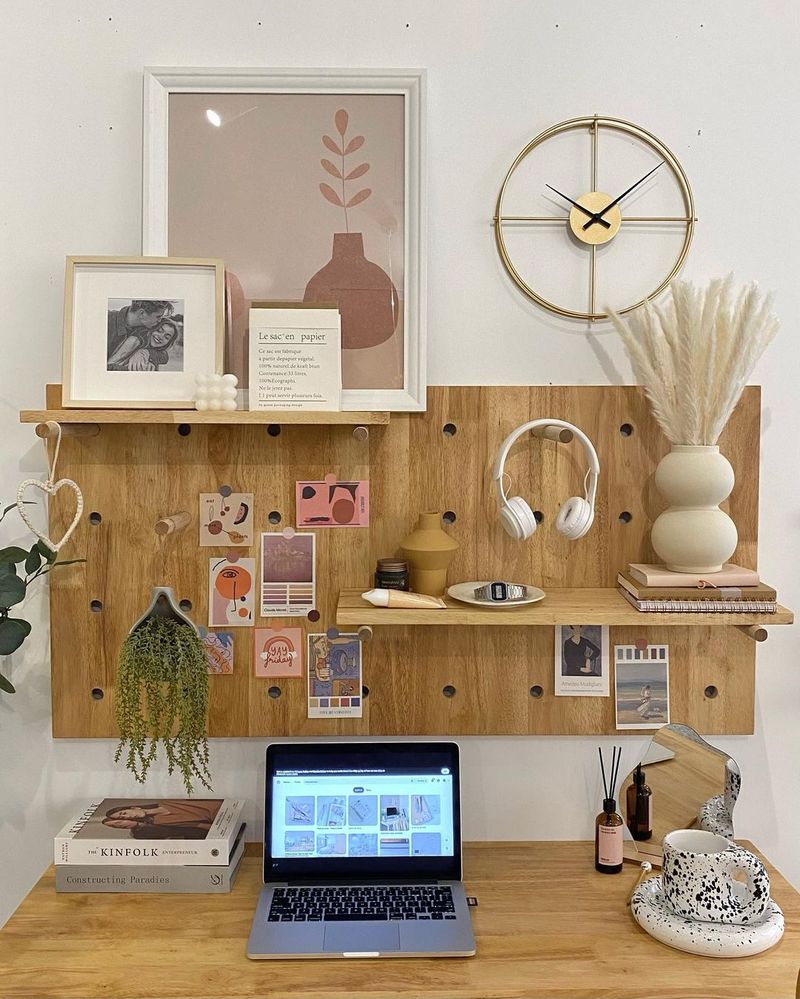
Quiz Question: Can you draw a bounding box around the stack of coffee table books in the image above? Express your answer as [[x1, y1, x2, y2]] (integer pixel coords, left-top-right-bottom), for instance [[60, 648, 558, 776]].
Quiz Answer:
[[54, 797, 246, 893]]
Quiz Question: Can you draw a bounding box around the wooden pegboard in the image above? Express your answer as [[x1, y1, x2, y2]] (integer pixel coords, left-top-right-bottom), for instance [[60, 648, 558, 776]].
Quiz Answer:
[[44, 385, 761, 738]]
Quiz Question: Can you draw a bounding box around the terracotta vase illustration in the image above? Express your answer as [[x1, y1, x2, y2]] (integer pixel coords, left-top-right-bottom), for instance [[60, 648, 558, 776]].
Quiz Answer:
[[304, 232, 398, 350], [399, 512, 459, 597]]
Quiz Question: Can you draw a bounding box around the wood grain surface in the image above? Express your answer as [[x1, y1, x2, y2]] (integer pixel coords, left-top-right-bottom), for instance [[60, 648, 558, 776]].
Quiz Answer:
[[0, 841, 797, 999], [31, 385, 767, 738]]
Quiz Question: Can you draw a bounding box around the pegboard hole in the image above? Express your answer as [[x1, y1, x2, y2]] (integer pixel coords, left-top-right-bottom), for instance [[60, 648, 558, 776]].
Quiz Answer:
[[533, 510, 544, 524], [179, 599, 192, 612], [267, 424, 282, 437], [268, 511, 282, 525], [89, 511, 102, 526], [704, 685, 719, 699], [442, 511, 457, 525], [361, 685, 370, 698], [530, 685, 544, 699], [268, 686, 282, 699], [619, 423, 634, 437], [177, 424, 191, 437], [442, 422, 458, 438], [442, 684, 457, 698], [90, 687, 104, 700], [90, 600, 103, 613], [618, 511, 633, 524]]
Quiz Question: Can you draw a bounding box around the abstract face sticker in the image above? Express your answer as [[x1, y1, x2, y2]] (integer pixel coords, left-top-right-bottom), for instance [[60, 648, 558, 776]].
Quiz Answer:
[[208, 556, 255, 627]]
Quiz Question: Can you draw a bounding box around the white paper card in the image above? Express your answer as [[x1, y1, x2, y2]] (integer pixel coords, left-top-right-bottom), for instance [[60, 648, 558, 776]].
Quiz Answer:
[[248, 307, 341, 411]]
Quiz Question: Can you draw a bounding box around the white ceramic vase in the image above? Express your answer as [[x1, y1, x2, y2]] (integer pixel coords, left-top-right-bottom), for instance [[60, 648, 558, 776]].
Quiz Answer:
[[650, 445, 737, 573]]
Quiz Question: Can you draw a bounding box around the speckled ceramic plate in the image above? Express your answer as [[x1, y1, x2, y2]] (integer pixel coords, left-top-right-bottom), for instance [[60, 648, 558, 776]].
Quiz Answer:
[[446, 581, 545, 608], [631, 877, 784, 958]]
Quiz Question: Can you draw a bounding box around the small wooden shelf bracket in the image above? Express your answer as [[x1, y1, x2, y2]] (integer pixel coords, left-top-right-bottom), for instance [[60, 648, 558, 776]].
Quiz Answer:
[[36, 420, 99, 439], [737, 624, 769, 643]]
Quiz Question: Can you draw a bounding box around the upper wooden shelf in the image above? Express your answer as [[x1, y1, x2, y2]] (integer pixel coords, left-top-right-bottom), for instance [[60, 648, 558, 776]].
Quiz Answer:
[[20, 385, 389, 427], [337, 587, 794, 627]]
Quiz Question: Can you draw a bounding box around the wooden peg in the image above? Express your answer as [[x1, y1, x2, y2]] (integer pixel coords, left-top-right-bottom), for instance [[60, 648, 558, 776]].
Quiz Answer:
[[357, 625, 374, 643], [36, 421, 99, 439], [530, 424, 573, 444], [154, 511, 191, 536], [737, 624, 768, 643], [353, 426, 369, 442]]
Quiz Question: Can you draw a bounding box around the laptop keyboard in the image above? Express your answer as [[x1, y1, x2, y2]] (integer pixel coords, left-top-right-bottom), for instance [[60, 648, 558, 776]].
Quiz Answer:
[[268, 885, 457, 922]]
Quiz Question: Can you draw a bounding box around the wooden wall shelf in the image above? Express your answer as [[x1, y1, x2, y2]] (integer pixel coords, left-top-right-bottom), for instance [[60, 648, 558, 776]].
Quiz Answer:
[[19, 385, 389, 427], [337, 587, 794, 628]]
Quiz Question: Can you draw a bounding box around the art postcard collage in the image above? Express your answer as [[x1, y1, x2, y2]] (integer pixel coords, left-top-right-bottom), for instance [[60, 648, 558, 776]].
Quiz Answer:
[[198, 477, 369, 718]]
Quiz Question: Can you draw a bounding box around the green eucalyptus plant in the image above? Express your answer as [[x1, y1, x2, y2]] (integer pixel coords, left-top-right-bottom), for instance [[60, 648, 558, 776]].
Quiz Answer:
[[115, 616, 212, 795], [0, 502, 83, 694]]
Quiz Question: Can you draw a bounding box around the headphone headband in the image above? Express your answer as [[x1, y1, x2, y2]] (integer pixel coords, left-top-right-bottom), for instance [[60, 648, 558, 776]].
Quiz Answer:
[[493, 418, 600, 505]]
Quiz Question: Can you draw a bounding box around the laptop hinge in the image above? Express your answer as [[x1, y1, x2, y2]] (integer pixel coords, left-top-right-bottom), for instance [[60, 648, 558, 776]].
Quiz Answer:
[[282, 877, 440, 887]]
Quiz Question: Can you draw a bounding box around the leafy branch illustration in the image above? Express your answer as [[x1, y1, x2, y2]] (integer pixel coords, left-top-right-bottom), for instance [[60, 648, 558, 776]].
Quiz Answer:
[[319, 109, 371, 232]]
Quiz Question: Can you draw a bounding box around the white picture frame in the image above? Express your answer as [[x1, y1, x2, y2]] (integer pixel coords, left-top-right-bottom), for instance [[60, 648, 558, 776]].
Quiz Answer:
[[62, 255, 224, 409], [142, 67, 427, 412]]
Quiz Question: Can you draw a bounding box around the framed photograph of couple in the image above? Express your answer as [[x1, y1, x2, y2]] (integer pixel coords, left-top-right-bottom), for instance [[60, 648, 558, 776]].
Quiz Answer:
[[142, 67, 427, 411], [62, 256, 224, 408]]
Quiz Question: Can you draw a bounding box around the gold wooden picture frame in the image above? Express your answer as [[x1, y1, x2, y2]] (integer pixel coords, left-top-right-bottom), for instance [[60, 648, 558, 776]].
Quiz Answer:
[[62, 255, 224, 409]]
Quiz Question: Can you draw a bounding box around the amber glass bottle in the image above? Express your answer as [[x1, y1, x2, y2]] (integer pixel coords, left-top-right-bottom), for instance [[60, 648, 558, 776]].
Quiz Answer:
[[595, 798, 624, 874], [626, 764, 653, 841]]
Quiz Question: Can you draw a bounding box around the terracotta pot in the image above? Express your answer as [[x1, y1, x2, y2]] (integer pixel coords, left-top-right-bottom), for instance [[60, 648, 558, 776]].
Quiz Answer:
[[399, 512, 459, 596], [303, 233, 398, 350], [650, 445, 737, 573]]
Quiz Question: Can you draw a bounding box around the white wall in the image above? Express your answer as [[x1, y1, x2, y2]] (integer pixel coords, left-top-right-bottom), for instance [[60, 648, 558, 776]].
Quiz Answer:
[[1, 1, 798, 927]]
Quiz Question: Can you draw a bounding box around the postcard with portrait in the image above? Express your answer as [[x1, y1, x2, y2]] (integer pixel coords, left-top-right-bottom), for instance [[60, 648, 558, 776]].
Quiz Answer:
[[199, 492, 254, 546], [208, 556, 256, 627], [307, 633, 362, 719], [614, 644, 670, 730], [296, 479, 369, 528], [260, 532, 316, 617], [254, 627, 303, 678], [554, 624, 609, 697]]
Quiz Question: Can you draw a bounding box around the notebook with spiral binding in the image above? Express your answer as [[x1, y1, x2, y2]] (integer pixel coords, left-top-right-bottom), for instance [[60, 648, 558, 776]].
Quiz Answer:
[[618, 586, 778, 614]]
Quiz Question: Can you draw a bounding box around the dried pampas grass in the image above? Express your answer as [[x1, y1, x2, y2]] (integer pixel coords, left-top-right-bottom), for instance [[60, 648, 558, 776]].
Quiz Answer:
[[608, 275, 779, 445]]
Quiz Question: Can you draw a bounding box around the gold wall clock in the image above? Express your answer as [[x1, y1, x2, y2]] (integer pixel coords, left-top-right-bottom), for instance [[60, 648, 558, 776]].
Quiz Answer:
[[494, 116, 695, 321]]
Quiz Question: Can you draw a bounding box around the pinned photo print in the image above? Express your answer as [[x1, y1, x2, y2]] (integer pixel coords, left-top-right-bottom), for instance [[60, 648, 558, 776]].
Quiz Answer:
[[202, 631, 234, 674], [615, 644, 670, 730], [296, 478, 369, 528], [307, 632, 362, 718], [261, 532, 315, 616], [254, 627, 303, 679]]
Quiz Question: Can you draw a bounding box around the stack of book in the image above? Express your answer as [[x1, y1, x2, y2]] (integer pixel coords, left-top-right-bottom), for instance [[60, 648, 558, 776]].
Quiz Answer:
[[54, 797, 246, 893], [618, 563, 778, 614]]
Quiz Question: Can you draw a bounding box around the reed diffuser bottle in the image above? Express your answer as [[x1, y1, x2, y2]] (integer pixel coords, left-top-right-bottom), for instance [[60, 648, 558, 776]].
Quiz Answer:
[[595, 746, 624, 874]]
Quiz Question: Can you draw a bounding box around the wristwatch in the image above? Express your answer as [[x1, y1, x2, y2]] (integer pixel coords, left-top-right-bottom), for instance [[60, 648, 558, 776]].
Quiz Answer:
[[473, 581, 528, 602]]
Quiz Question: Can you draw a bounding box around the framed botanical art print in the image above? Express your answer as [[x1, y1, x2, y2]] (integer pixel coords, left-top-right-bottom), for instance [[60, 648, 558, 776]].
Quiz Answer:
[[143, 67, 427, 411], [62, 256, 224, 408]]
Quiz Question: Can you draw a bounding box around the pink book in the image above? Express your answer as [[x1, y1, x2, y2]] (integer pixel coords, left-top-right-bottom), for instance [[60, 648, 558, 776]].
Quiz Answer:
[[628, 563, 760, 588]]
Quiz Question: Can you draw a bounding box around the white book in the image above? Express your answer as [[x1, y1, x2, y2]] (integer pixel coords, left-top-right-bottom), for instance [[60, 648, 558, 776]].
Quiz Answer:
[[54, 798, 245, 866], [248, 305, 341, 411]]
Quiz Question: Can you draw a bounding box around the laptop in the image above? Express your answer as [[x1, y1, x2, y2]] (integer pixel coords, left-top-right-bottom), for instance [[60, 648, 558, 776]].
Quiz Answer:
[[247, 741, 476, 959]]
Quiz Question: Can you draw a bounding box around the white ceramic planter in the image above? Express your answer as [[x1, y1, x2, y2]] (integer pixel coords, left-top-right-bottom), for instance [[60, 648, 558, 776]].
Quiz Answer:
[[651, 445, 738, 573]]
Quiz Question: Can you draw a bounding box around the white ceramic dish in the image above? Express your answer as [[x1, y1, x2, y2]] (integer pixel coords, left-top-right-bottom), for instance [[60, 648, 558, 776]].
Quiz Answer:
[[446, 581, 545, 608], [631, 877, 784, 958]]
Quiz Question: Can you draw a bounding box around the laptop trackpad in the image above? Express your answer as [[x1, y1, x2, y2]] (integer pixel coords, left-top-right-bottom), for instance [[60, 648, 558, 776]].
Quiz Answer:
[[323, 922, 401, 954]]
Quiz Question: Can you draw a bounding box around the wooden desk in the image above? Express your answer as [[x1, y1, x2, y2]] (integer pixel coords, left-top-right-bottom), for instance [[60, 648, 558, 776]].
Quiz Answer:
[[1, 842, 798, 999]]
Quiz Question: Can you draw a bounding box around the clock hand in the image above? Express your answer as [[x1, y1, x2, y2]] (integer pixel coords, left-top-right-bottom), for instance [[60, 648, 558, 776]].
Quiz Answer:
[[582, 161, 665, 229], [545, 184, 611, 229]]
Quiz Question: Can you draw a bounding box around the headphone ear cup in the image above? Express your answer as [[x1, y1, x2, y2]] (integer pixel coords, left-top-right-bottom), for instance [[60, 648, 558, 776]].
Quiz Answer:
[[501, 496, 538, 541], [556, 496, 594, 540]]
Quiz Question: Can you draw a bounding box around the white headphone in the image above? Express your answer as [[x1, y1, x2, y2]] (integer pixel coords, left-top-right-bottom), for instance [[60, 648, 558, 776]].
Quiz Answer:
[[493, 419, 600, 541]]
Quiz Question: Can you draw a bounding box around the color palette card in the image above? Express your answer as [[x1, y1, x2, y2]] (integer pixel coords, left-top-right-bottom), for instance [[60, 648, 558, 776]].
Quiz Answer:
[[307, 633, 362, 718], [260, 532, 316, 617]]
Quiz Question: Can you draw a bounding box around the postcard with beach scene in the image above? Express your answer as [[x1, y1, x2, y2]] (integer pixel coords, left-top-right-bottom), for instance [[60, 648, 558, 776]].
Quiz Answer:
[[614, 644, 670, 730]]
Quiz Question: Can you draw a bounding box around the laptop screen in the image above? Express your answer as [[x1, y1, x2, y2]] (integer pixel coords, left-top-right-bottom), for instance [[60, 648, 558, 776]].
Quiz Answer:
[[264, 742, 461, 882]]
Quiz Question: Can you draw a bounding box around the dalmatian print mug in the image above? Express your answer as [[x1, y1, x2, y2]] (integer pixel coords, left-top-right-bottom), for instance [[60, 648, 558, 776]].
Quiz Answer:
[[662, 829, 770, 924]]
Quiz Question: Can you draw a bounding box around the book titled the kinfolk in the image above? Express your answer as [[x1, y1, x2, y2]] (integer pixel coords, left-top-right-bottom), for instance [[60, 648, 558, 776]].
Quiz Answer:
[[55, 798, 245, 866], [55, 827, 247, 893]]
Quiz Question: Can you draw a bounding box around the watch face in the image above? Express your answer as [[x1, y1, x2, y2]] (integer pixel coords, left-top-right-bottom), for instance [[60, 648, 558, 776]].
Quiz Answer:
[[490, 582, 507, 601]]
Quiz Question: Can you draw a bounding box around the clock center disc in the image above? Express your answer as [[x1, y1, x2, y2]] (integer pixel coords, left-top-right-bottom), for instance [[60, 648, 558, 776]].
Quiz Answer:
[[569, 192, 622, 246]]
